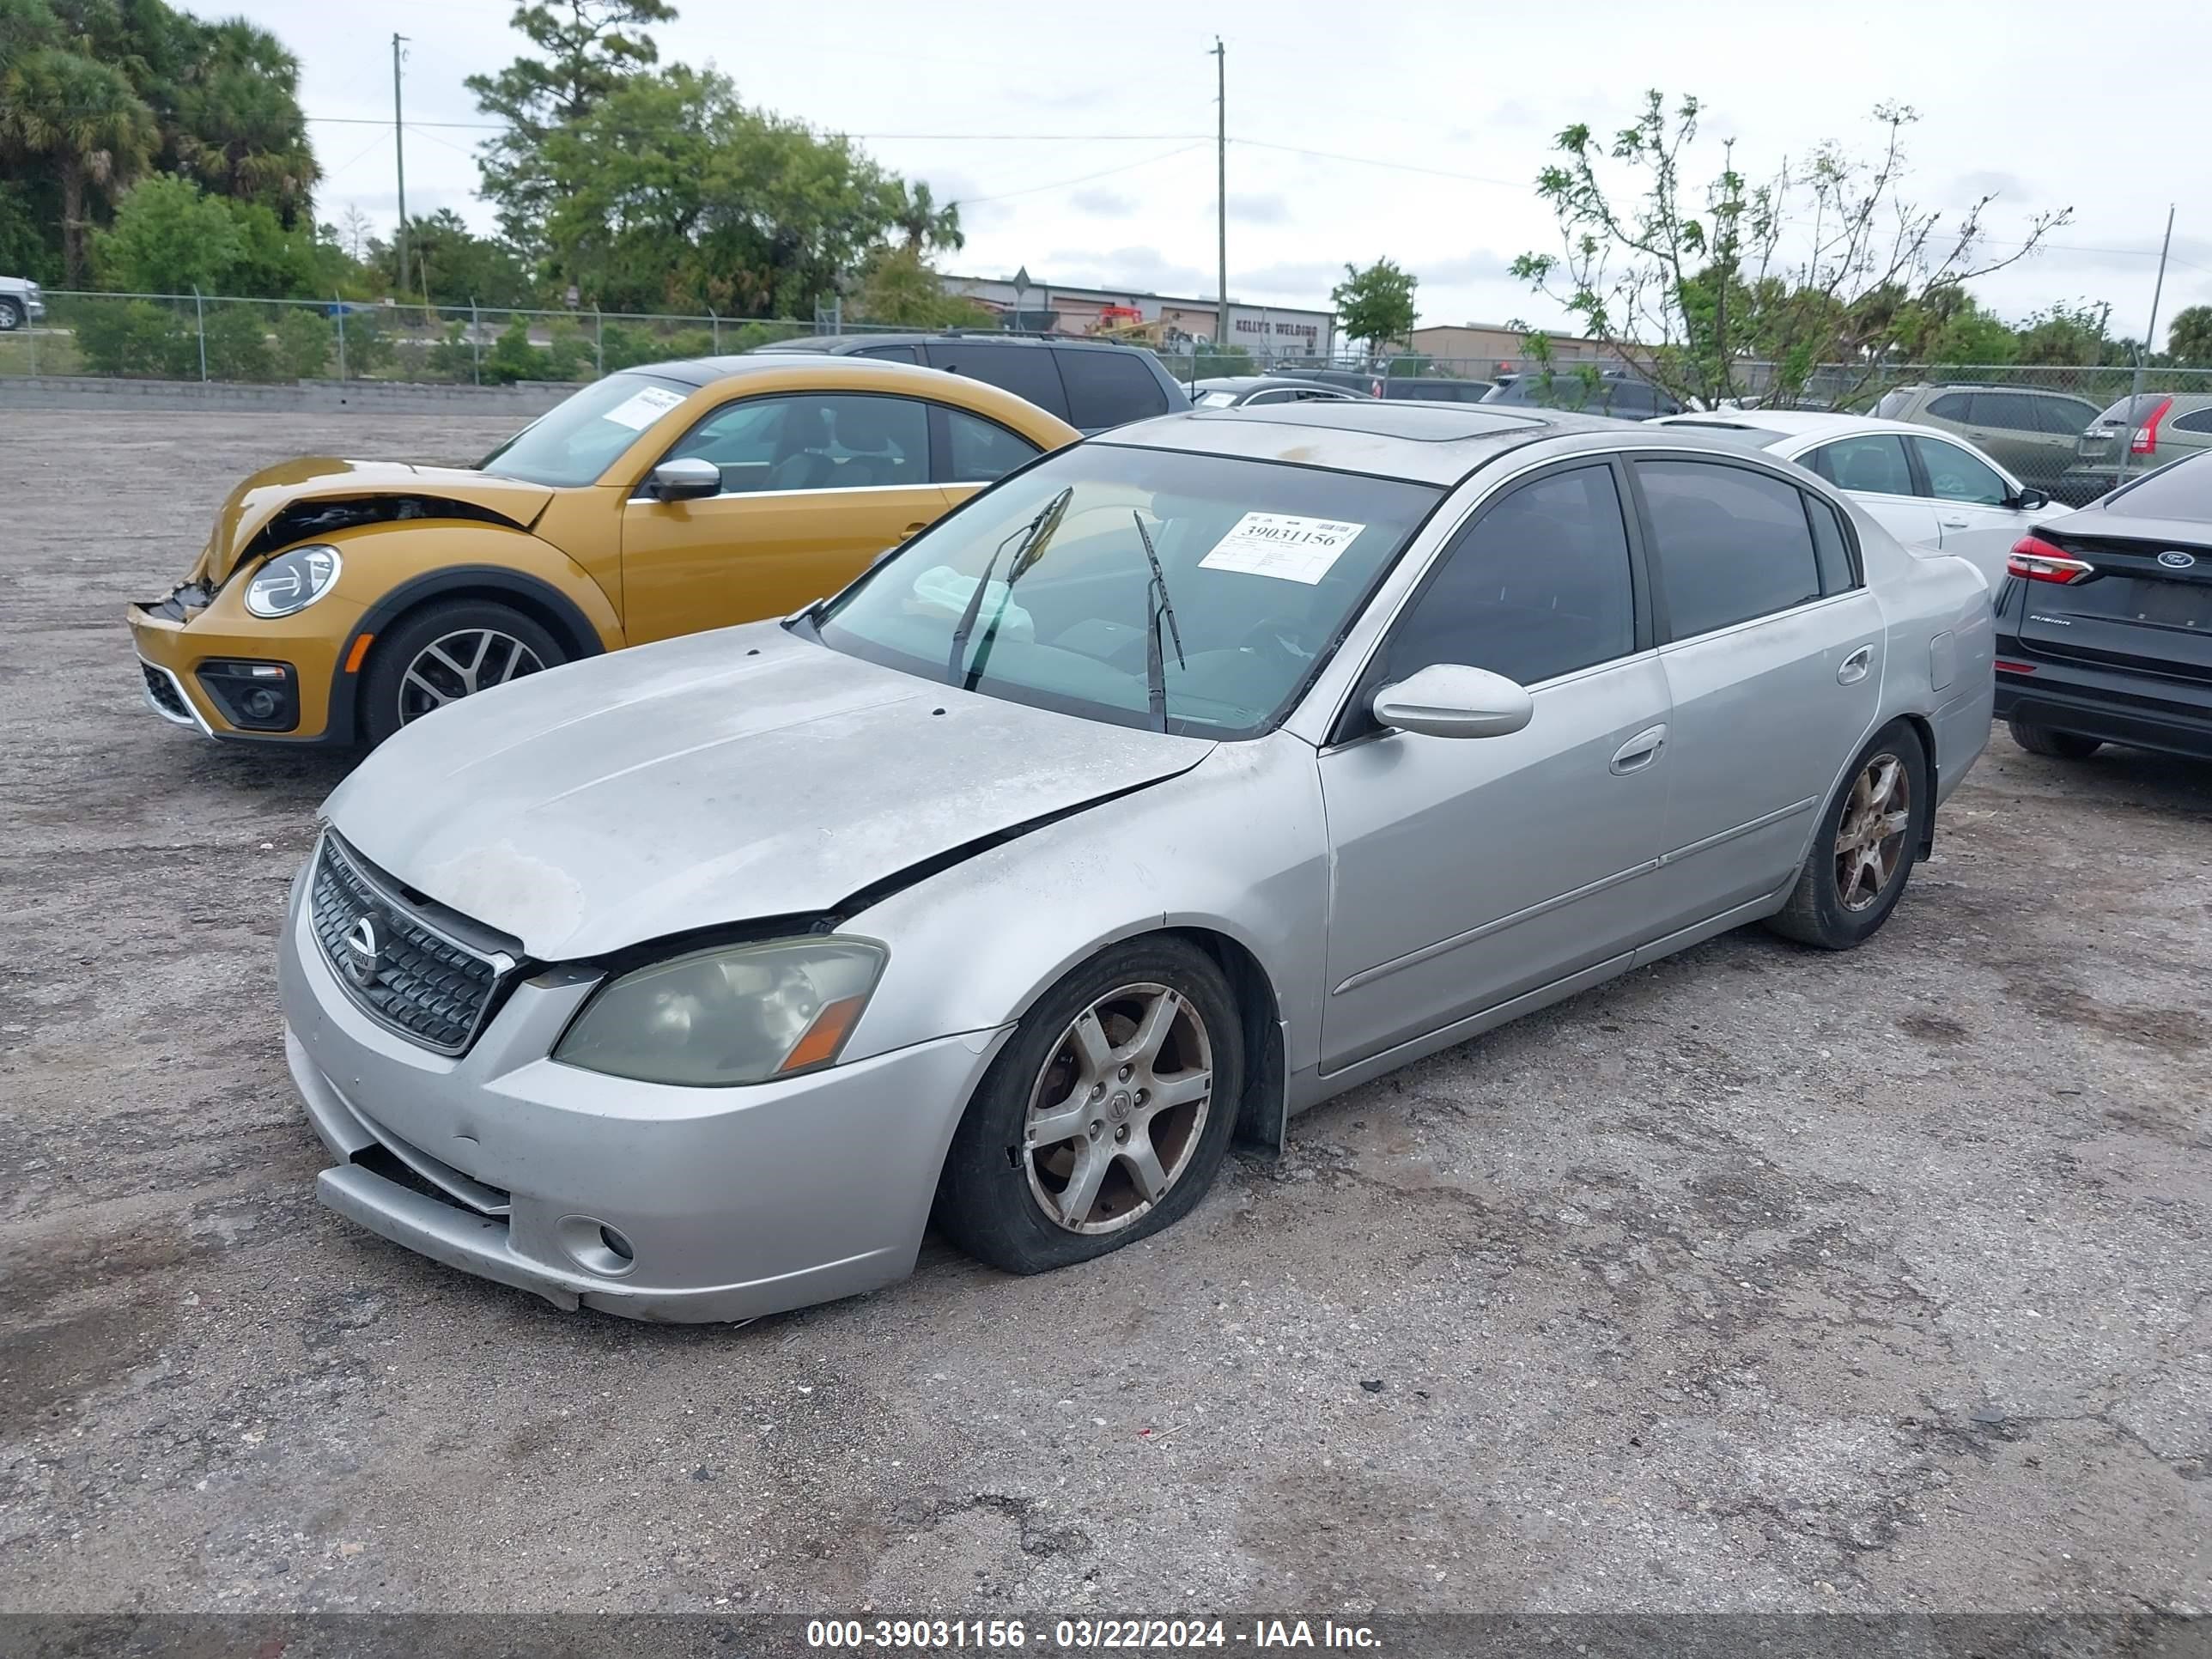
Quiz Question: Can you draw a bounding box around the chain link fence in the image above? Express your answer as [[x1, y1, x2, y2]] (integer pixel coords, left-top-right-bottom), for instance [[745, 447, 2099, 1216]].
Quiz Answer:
[[0, 290, 924, 386]]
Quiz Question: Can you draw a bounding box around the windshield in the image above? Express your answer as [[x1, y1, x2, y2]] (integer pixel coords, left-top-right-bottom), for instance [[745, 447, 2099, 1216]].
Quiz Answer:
[[478, 372, 693, 487], [812, 443, 1442, 737]]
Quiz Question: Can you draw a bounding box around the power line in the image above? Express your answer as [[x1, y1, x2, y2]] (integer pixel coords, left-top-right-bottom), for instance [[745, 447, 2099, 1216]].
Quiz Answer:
[[961, 143, 1206, 206]]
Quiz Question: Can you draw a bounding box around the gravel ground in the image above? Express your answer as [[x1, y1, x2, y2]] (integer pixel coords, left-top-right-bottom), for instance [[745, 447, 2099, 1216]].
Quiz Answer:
[[2, 411, 2209, 1620]]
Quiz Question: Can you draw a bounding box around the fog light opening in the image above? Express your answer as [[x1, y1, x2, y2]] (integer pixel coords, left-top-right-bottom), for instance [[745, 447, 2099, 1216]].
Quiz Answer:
[[556, 1214, 638, 1278]]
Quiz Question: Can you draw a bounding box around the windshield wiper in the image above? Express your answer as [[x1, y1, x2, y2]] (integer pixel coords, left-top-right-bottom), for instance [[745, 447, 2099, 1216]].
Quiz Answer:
[[1133, 511, 1185, 732], [946, 486, 1073, 689]]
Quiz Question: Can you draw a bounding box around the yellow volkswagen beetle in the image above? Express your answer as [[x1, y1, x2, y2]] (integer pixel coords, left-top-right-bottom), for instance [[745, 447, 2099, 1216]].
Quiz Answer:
[[126, 356, 1079, 745]]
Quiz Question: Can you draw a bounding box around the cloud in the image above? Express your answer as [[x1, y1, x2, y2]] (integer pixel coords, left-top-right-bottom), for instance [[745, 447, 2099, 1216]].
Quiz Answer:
[[1042, 246, 1210, 296], [1226, 192, 1289, 225], [1950, 169, 2030, 207], [1419, 248, 1516, 285], [1068, 187, 1137, 218], [1239, 259, 1345, 298]]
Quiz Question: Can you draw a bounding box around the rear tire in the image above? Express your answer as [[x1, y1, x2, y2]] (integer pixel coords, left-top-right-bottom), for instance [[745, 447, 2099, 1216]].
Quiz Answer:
[[934, 936, 1243, 1276], [358, 599, 566, 747], [0, 299, 22, 332], [2008, 719, 2103, 760], [1765, 720, 1930, 951]]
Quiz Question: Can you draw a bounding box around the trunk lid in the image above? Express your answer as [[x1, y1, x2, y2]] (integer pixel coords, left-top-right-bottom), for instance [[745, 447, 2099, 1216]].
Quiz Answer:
[[2014, 518, 2212, 684]]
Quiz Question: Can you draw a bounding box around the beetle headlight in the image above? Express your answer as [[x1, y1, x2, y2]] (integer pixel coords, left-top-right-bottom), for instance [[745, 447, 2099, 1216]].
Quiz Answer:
[[245, 544, 343, 618], [553, 936, 887, 1086]]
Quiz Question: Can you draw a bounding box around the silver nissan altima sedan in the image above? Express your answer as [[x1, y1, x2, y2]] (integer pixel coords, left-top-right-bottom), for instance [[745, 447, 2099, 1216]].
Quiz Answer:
[[278, 401, 1996, 1322]]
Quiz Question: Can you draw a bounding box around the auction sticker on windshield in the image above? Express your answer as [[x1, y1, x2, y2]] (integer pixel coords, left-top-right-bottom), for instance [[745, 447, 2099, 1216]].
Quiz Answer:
[[1197, 513, 1366, 584], [601, 385, 687, 430]]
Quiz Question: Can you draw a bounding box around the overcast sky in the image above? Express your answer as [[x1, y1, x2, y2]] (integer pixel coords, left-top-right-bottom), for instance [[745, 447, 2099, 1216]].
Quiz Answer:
[[234, 0, 2212, 341]]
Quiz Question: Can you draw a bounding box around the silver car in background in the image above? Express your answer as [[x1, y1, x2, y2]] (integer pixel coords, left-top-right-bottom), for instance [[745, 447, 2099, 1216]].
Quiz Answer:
[[278, 402, 1996, 1323]]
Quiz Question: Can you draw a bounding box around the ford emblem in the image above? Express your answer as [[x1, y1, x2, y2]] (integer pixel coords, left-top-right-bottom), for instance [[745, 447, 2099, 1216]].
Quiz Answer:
[[2158, 550, 2197, 569]]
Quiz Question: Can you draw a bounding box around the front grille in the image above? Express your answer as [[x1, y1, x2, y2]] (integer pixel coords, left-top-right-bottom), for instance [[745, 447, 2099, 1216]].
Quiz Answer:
[[140, 661, 192, 722], [310, 834, 514, 1055]]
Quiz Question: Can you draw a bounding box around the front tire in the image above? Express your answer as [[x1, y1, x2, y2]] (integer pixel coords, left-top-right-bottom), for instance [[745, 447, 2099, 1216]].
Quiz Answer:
[[2008, 719, 2102, 760], [935, 936, 1243, 1275], [0, 299, 22, 332], [1765, 720, 1930, 951], [357, 599, 566, 746]]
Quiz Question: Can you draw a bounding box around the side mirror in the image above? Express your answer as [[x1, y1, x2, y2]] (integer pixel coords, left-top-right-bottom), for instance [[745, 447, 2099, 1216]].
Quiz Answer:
[[649, 457, 721, 501], [1370, 663, 1534, 739], [2013, 487, 2051, 512]]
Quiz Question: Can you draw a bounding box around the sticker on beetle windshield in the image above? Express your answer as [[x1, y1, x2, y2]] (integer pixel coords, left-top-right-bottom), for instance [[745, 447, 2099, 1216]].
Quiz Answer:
[[1197, 512, 1366, 584], [599, 385, 686, 430]]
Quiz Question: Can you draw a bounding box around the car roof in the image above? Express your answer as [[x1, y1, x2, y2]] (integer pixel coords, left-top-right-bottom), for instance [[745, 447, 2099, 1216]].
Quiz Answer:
[[1193, 374, 1359, 392], [1098, 401, 1693, 486], [635, 353, 969, 388], [751, 331, 1145, 354], [1653, 410, 1990, 447]]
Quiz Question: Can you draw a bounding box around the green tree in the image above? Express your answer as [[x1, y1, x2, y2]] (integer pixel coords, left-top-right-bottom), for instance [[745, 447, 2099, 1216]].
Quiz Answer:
[[378, 209, 538, 307], [539, 64, 906, 315], [1512, 93, 2070, 409], [2169, 304, 2212, 368], [270, 304, 331, 377], [482, 315, 549, 383], [889, 179, 962, 253], [169, 17, 319, 225], [73, 295, 193, 374], [851, 246, 991, 327], [200, 301, 273, 379], [94, 172, 238, 292], [2014, 301, 2130, 368], [1893, 283, 2018, 368], [465, 0, 676, 257], [0, 46, 158, 284], [1331, 258, 1419, 356]]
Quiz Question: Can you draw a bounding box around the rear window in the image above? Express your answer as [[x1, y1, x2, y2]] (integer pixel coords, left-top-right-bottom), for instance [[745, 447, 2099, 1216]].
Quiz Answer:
[[2094, 393, 2170, 423], [1056, 347, 1170, 428], [2104, 453, 2212, 519], [1873, 388, 1915, 419], [922, 341, 1071, 421]]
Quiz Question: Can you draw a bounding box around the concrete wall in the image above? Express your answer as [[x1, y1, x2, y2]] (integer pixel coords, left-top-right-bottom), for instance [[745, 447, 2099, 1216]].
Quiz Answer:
[[0, 376, 575, 417]]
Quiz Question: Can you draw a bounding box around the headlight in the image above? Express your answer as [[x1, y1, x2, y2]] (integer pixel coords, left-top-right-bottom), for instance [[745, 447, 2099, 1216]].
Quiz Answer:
[[553, 935, 887, 1086], [244, 544, 342, 618]]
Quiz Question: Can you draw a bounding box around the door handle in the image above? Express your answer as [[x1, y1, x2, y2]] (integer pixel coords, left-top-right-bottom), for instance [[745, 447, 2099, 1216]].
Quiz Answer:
[[1609, 723, 1668, 775], [896, 520, 929, 541], [1838, 645, 1873, 685], [1939, 517, 1970, 529]]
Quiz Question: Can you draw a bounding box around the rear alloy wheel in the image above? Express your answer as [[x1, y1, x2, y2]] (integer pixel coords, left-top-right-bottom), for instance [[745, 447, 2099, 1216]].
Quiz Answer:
[[936, 937, 1243, 1274], [358, 599, 566, 746], [2008, 719, 2103, 761], [1766, 720, 1930, 951]]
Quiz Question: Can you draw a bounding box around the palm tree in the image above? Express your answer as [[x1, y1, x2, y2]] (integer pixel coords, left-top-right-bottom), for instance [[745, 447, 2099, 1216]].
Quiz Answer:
[[892, 179, 963, 254], [0, 48, 157, 286], [173, 20, 319, 227]]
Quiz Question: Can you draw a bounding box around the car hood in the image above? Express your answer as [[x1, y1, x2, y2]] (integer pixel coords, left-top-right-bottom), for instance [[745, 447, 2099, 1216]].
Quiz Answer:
[[320, 623, 1217, 961], [192, 458, 556, 585]]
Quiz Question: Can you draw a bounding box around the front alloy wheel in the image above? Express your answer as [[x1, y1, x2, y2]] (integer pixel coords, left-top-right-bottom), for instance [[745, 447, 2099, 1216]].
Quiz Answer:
[[398, 628, 545, 724], [1022, 982, 1213, 1234]]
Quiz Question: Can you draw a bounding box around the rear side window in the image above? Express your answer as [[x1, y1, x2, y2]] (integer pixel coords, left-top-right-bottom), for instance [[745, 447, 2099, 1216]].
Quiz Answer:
[[1055, 348, 1170, 428], [1804, 494, 1859, 593], [1926, 392, 1974, 422], [1637, 459, 1823, 638], [1387, 465, 1636, 687], [1967, 392, 2036, 430], [941, 407, 1042, 483], [1805, 434, 1914, 496], [2034, 397, 2100, 434], [922, 342, 1071, 421]]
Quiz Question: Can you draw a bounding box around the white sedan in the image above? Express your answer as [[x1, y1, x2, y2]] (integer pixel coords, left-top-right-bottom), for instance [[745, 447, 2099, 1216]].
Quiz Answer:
[[1650, 411, 2068, 586]]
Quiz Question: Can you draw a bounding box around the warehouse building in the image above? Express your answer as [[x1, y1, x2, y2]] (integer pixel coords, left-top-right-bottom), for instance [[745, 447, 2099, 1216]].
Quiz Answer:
[[941, 270, 1335, 361]]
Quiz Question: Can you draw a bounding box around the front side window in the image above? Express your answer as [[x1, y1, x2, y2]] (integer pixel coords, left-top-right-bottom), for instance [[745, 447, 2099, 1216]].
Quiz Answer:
[[1909, 437, 2008, 505], [1926, 392, 1975, 422], [661, 393, 929, 494], [1638, 459, 1822, 639], [943, 407, 1042, 483], [813, 443, 1441, 737], [1805, 434, 1914, 496], [1385, 465, 1636, 688], [479, 371, 694, 487]]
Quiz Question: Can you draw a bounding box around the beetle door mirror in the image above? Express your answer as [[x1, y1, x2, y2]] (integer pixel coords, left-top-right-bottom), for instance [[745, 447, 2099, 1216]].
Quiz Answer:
[[649, 457, 722, 501]]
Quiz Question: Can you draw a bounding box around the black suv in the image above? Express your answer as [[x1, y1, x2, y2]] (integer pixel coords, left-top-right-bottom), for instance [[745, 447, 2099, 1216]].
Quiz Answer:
[[751, 331, 1188, 434], [1994, 452, 2212, 762], [1479, 367, 1682, 418]]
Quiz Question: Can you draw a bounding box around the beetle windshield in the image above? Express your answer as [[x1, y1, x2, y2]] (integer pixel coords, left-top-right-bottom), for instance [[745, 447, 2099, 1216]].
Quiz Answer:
[[810, 442, 1442, 737], [478, 372, 692, 487]]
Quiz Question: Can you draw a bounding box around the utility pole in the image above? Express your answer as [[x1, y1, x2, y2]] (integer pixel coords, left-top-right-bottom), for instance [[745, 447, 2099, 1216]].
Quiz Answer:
[[392, 33, 410, 305], [1212, 37, 1227, 356], [2115, 204, 2176, 491]]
